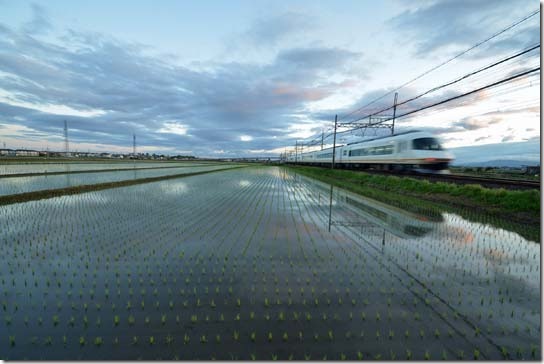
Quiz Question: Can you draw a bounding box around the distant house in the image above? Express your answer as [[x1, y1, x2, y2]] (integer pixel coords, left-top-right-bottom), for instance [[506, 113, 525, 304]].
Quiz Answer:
[[15, 149, 39, 157], [0, 148, 15, 156]]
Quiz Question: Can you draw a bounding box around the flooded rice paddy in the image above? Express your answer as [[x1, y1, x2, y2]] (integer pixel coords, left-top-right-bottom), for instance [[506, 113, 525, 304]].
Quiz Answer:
[[0, 166, 539, 360], [0, 164, 235, 196], [0, 161, 215, 175]]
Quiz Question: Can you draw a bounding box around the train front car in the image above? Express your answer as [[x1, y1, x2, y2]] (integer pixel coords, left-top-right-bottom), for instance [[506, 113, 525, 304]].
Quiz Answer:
[[405, 132, 454, 174]]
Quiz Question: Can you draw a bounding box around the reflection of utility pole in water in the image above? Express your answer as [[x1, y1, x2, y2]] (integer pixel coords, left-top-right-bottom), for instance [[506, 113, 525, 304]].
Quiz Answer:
[[133, 133, 137, 179], [65, 162, 71, 187], [133, 133, 136, 169], [381, 228, 386, 253], [328, 184, 334, 232]]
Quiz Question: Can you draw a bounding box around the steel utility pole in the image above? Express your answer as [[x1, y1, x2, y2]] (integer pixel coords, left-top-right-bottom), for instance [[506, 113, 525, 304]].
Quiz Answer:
[[63, 120, 69, 157], [331, 114, 338, 169], [295, 140, 298, 164], [392, 92, 398, 135], [133, 133, 136, 157], [321, 130, 324, 150]]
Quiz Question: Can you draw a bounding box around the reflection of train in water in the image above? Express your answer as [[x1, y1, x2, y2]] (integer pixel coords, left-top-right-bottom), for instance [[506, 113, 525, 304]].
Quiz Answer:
[[286, 130, 454, 173], [297, 174, 442, 239]]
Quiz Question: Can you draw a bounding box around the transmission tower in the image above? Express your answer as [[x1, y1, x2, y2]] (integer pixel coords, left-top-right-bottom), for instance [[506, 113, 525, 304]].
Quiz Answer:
[[64, 120, 70, 157]]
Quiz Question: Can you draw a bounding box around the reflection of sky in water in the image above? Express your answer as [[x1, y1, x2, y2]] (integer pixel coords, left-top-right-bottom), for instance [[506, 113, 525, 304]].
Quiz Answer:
[[325, 179, 539, 287], [431, 213, 539, 288], [0, 162, 208, 175], [290, 169, 540, 348], [0, 165, 232, 195], [158, 181, 189, 195], [238, 180, 251, 188]]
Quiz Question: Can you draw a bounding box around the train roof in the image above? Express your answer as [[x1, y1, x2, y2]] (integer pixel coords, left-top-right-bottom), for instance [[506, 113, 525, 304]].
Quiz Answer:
[[299, 130, 433, 155], [346, 130, 425, 146]]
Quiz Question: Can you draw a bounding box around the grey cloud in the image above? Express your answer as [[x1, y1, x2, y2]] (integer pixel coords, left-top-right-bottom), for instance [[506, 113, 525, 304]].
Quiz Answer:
[[389, 0, 537, 56], [475, 135, 490, 142], [0, 18, 363, 156], [453, 116, 502, 131]]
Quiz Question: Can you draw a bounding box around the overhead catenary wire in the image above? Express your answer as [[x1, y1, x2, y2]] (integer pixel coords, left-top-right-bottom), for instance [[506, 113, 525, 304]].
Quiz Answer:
[[337, 8, 540, 122], [344, 43, 540, 124], [286, 9, 540, 156], [307, 49, 539, 146], [351, 67, 540, 131], [294, 67, 540, 153]]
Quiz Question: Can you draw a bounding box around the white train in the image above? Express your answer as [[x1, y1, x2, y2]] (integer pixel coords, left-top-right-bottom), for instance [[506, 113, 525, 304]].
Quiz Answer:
[[286, 130, 454, 173]]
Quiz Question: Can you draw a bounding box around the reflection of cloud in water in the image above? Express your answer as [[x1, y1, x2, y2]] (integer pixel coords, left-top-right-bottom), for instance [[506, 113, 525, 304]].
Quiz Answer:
[[158, 181, 189, 195], [238, 180, 251, 188], [440, 212, 533, 246], [435, 213, 539, 287]]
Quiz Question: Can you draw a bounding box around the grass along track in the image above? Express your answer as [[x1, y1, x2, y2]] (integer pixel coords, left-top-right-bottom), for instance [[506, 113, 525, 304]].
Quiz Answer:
[[400, 171, 539, 190], [0, 165, 246, 206], [285, 165, 540, 242]]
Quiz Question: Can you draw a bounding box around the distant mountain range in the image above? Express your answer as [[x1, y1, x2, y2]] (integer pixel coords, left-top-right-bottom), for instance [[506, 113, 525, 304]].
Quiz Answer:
[[449, 140, 540, 167], [452, 159, 540, 168]]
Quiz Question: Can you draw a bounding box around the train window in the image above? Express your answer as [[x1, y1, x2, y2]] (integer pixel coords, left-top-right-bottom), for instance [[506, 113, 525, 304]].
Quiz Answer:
[[384, 145, 393, 154], [343, 150, 347, 156], [413, 138, 443, 150]]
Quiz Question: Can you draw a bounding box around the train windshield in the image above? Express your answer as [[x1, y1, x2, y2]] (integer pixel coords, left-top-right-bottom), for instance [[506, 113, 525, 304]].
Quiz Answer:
[[412, 137, 443, 150]]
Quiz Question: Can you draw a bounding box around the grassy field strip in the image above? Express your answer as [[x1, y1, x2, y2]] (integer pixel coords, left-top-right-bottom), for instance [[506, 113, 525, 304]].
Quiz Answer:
[[0, 163, 228, 178], [287, 166, 539, 242], [0, 165, 244, 206]]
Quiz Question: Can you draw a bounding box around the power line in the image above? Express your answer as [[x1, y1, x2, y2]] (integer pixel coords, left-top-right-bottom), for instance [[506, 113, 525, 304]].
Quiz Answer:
[[337, 8, 540, 122], [289, 10, 540, 155], [360, 67, 540, 129], [306, 66, 540, 147], [345, 43, 540, 124]]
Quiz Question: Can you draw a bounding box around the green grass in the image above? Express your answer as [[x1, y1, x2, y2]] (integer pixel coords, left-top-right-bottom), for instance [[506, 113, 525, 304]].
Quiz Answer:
[[286, 165, 540, 241]]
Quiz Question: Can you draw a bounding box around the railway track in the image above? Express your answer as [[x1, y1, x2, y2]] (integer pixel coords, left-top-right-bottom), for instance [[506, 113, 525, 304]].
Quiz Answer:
[[374, 170, 540, 190]]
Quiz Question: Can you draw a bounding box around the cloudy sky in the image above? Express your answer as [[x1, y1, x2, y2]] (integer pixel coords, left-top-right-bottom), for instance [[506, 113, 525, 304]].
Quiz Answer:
[[0, 0, 539, 160]]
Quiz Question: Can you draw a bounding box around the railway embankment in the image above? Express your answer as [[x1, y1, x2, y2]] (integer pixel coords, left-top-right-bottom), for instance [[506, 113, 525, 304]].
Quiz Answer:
[[287, 165, 540, 242]]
